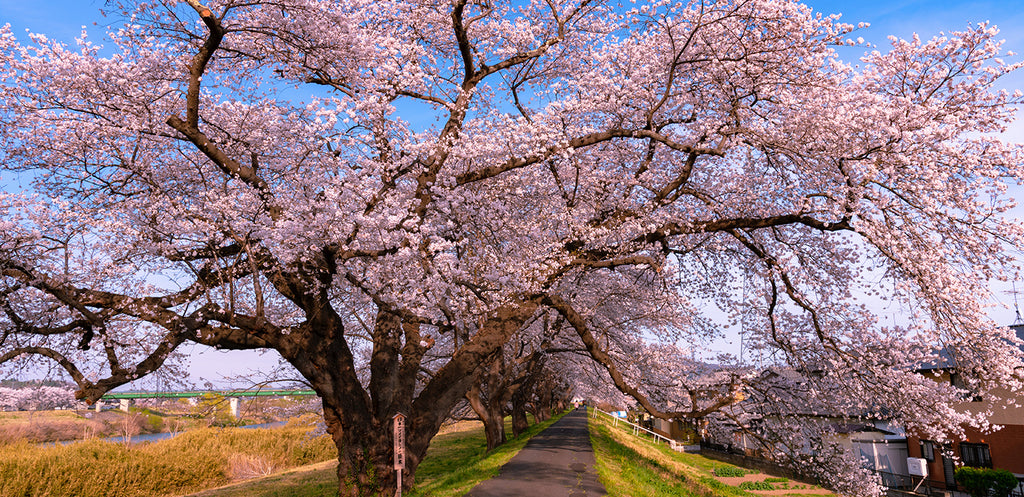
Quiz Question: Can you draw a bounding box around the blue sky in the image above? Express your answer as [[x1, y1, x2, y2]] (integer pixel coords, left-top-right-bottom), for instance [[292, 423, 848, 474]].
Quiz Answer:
[[4, 0, 1024, 51], [2, 0, 1024, 383]]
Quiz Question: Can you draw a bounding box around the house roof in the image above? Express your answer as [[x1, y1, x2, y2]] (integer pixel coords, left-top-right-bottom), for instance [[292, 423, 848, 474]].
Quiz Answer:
[[829, 422, 895, 435], [915, 324, 1024, 372]]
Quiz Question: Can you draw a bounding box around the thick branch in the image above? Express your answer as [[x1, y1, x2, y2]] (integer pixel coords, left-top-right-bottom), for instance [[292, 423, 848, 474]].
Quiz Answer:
[[181, 0, 224, 129], [643, 213, 853, 247], [457, 128, 717, 185], [544, 255, 661, 286], [451, 0, 476, 84], [166, 116, 282, 220], [0, 346, 87, 385]]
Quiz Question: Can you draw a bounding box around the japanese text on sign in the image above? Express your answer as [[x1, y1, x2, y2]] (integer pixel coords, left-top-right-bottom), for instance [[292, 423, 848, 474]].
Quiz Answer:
[[393, 413, 405, 470]]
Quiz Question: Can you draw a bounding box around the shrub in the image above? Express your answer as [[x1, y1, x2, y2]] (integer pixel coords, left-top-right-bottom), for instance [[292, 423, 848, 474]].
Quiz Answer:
[[955, 467, 1019, 497], [713, 465, 748, 477], [764, 477, 789, 483], [738, 480, 774, 490], [143, 412, 164, 432]]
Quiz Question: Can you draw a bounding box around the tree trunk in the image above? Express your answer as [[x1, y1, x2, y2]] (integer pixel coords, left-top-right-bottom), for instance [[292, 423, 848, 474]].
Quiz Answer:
[[278, 302, 538, 496], [510, 394, 530, 437], [323, 404, 395, 497], [466, 382, 506, 450], [537, 395, 554, 421], [508, 351, 545, 437], [529, 402, 548, 422]]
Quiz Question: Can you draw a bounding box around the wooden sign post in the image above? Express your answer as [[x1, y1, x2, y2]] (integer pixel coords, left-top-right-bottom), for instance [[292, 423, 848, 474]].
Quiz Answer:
[[393, 413, 406, 497]]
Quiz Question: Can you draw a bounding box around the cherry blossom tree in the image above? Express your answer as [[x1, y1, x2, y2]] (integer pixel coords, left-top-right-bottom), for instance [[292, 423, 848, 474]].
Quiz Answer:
[[0, 384, 79, 411], [2, 0, 1023, 495]]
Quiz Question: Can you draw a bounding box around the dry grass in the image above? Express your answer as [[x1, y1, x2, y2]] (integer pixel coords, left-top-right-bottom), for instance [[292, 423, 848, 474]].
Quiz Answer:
[[435, 418, 484, 435], [228, 453, 280, 480], [182, 460, 339, 497], [0, 410, 106, 443], [0, 423, 335, 497]]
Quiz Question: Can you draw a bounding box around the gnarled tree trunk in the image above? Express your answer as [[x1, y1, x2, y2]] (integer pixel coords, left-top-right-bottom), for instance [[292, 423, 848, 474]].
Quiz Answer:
[[278, 303, 538, 496], [466, 381, 507, 450]]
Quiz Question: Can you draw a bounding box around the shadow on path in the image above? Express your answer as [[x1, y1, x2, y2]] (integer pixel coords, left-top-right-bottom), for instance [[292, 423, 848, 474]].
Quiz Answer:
[[465, 409, 606, 497]]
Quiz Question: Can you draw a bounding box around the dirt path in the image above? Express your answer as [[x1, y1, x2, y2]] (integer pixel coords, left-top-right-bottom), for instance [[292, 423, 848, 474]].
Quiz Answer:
[[716, 473, 833, 495]]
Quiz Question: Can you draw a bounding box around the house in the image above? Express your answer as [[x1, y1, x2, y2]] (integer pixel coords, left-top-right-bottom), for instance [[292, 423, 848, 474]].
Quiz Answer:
[[647, 366, 752, 446], [904, 324, 1024, 491], [651, 416, 700, 443], [647, 323, 1024, 494], [693, 366, 909, 470]]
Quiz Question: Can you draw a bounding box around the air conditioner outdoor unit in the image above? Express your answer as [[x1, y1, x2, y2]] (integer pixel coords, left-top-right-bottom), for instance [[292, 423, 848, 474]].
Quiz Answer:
[[906, 457, 928, 477]]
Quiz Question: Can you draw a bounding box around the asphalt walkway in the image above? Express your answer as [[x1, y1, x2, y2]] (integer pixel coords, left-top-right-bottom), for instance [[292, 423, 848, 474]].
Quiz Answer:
[[465, 409, 607, 497]]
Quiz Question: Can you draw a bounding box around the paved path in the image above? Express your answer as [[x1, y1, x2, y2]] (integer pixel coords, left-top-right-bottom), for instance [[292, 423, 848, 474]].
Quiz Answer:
[[465, 409, 607, 497]]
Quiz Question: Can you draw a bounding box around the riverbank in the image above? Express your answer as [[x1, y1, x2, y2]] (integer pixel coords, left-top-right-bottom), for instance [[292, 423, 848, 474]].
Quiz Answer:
[[0, 419, 335, 497], [0, 398, 311, 444], [0, 408, 254, 444]]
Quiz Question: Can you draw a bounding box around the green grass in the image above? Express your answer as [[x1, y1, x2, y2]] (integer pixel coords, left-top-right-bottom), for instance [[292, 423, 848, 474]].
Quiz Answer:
[[738, 480, 774, 490], [589, 411, 755, 497], [591, 424, 701, 497], [589, 411, 833, 497], [407, 411, 567, 497], [713, 465, 750, 477]]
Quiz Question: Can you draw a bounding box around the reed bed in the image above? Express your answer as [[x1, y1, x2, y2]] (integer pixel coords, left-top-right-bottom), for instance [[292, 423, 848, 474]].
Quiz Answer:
[[0, 422, 335, 497]]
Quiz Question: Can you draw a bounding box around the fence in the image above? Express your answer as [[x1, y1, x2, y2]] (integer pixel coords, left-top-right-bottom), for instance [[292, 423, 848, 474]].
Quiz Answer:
[[589, 407, 682, 448], [872, 469, 1024, 497], [699, 443, 812, 482], [874, 471, 963, 497], [998, 481, 1024, 497]]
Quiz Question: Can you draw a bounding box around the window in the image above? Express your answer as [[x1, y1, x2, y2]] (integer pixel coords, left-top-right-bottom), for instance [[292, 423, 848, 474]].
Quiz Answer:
[[919, 440, 935, 462], [960, 443, 992, 468]]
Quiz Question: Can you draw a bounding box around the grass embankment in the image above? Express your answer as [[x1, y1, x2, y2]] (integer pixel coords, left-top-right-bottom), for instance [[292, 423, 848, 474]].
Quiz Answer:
[[0, 419, 334, 497], [0, 410, 103, 444], [189, 411, 570, 497], [589, 411, 833, 497]]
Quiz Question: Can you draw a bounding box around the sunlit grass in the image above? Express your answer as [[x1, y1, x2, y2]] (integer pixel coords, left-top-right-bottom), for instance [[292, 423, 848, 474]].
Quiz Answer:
[[589, 411, 752, 497], [408, 412, 566, 497], [589, 411, 834, 497]]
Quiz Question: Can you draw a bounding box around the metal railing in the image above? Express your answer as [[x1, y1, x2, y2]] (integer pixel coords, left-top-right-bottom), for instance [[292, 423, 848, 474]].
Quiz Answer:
[[874, 470, 968, 497], [1010, 481, 1024, 497], [590, 407, 679, 446]]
